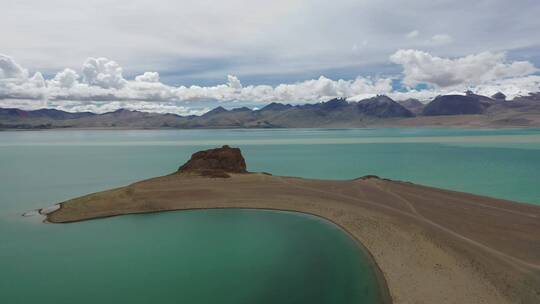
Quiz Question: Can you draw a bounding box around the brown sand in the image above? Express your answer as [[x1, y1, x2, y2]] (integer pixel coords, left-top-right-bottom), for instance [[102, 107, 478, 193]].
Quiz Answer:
[[47, 173, 540, 304]]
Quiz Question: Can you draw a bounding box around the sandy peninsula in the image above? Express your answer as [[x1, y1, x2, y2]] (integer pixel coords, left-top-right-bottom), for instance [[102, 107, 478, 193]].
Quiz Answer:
[[46, 146, 540, 304]]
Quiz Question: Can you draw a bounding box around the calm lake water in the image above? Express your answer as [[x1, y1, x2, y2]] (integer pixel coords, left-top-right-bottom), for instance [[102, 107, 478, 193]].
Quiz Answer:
[[2, 128, 540, 303]]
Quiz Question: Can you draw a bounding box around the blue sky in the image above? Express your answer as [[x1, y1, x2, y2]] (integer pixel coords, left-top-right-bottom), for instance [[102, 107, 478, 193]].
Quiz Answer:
[[1, 0, 540, 114]]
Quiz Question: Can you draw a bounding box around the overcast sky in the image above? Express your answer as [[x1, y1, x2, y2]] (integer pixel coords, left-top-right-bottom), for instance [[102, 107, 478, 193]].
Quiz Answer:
[[1, 0, 540, 114]]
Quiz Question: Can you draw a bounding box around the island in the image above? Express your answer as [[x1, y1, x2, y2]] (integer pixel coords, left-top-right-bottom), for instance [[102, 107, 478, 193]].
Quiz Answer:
[[45, 145, 540, 304]]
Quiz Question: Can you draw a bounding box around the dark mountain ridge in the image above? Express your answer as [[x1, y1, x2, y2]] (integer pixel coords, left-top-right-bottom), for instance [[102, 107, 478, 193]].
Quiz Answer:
[[422, 95, 488, 116], [397, 98, 424, 114], [2, 92, 540, 129], [356, 95, 414, 117]]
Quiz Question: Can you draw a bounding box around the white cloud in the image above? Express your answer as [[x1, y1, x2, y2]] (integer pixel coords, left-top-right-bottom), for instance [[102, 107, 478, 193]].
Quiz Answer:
[[390, 49, 538, 88], [429, 34, 453, 45], [82, 57, 126, 89], [0, 52, 539, 113], [0, 54, 28, 79], [273, 76, 392, 102], [472, 75, 540, 99], [49, 69, 80, 88], [406, 30, 419, 39], [0, 55, 47, 100], [135, 72, 160, 83], [385, 75, 540, 102], [0, 54, 394, 106], [227, 75, 243, 90], [29, 72, 46, 88]]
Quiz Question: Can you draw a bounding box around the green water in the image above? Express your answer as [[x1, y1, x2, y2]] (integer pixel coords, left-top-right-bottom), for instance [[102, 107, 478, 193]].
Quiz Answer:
[[2, 128, 540, 304], [1, 210, 384, 304]]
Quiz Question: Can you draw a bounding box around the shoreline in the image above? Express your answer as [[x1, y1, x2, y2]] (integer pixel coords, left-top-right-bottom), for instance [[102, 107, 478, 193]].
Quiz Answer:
[[45, 173, 540, 303]]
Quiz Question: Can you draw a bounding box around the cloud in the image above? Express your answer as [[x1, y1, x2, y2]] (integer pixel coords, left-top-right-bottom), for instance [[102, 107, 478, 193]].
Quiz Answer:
[[471, 75, 540, 99], [4, 0, 540, 83], [1, 51, 539, 113], [29, 72, 46, 88], [273, 76, 392, 102], [429, 34, 453, 45], [390, 49, 538, 88], [135, 72, 160, 83], [406, 30, 419, 39], [0, 55, 47, 100], [384, 75, 540, 103], [227, 75, 243, 89], [0, 54, 28, 79], [82, 57, 127, 89], [0, 54, 395, 104], [49, 69, 80, 88]]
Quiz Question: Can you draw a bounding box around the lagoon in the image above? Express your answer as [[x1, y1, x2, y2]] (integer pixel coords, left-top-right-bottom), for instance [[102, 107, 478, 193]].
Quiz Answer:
[[1, 209, 386, 304]]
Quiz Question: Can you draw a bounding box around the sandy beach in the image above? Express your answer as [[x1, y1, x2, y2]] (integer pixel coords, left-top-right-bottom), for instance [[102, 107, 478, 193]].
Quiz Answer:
[[46, 170, 540, 304]]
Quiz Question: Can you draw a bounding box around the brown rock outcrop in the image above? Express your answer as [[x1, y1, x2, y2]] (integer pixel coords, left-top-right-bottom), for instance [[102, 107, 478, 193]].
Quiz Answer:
[[178, 145, 247, 177]]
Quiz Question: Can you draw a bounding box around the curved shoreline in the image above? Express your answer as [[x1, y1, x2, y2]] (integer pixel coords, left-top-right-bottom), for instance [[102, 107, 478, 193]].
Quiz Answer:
[[46, 202, 393, 303], [45, 173, 540, 303]]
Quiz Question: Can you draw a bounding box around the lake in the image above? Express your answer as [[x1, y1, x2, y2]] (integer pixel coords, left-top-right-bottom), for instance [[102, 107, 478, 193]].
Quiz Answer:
[[1, 128, 540, 303]]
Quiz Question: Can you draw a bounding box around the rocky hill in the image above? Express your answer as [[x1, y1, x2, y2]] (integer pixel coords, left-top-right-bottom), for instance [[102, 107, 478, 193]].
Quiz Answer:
[[178, 145, 247, 177]]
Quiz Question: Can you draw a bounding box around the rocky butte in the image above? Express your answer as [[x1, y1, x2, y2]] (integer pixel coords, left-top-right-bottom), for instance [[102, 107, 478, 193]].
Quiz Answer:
[[44, 146, 540, 304], [178, 145, 247, 178]]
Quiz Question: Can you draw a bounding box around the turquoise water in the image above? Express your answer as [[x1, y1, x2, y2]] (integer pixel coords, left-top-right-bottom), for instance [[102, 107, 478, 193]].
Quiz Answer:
[[2, 128, 540, 304], [1, 210, 385, 304], [1, 128, 539, 210]]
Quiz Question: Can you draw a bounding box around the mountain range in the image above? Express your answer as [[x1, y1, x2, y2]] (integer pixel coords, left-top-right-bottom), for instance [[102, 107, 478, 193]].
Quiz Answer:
[[2, 91, 540, 129]]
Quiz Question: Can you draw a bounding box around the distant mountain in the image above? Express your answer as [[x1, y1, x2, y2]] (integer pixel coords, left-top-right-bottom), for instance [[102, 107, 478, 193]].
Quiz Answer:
[[0, 108, 94, 120], [398, 98, 425, 114], [2, 92, 540, 129], [318, 97, 349, 111], [491, 92, 506, 101], [422, 94, 491, 116], [259, 102, 293, 112], [357, 95, 414, 117], [465, 90, 497, 104], [202, 106, 228, 117], [513, 92, 540, 103]]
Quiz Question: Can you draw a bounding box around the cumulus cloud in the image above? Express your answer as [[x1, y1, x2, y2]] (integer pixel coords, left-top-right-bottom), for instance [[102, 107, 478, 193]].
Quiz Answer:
[[0, 54, 395, 111], [0, 55, 48, 100], [0, 54, 28, 79], [274, 76, 392, 102], [390, 49, 538, 88], [49, 68, 80, 88], [135, 72, 160, 83], [29, 72, 45, 88], [82, 57, 126, 89], [227, 75, 242, 90], [1, 51, 539, 113]]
